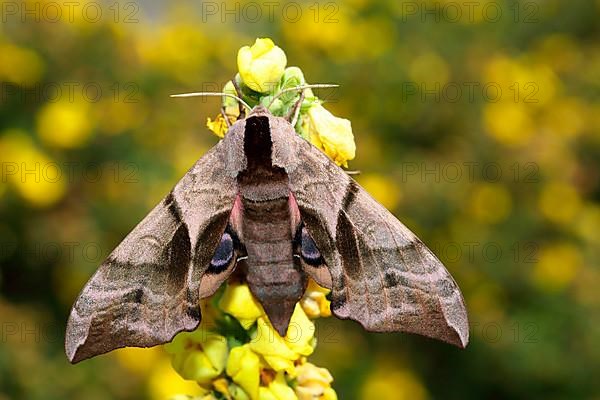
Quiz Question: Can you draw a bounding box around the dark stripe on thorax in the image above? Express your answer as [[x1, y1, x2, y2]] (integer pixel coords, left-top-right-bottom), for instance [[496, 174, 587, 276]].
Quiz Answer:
[[243, 115, 272, 169]]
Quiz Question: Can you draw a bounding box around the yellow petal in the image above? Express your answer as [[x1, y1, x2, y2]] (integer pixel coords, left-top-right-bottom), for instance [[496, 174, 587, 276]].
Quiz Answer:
[[181, 351, 221, 384], [306, 104, 355, 167], [226, 345, 261, 400], [322, 388, 338, 400], [203, 334, 229, 373], [148, 359, 206, 400], [259, 387, 278, 400], [296, 362, 333, 388], [206, 114, 229, 138], [166, 331, 228, 384], [219, 282, 265, 329], [213, 377, 231, 398], [262, 355, 295, 375], [250, 317, 299, 361], [296, 387, 323, 400], [267, 372, 297, 400], [200, 395, 219, 400], [249, 305, 315, 374], [295, 362, 336, 400], [300, 280, 331, 319], [284, 305, 315, 356]]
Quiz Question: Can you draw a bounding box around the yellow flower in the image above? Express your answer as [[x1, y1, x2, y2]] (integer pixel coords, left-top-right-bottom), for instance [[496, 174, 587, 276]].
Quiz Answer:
[[36, 100, 94, 148], [532, 243, 582, 292], [226, 344, 261, 400], [469, 183, 512, 224], [0, 42, 44, 85], [0, 130, 66, 207], [206, 114, 231, 138], [483, 102, 534, 147], [219, 282, 265, 329], [295, 362, 337, 400], [360, 368, 428, 400], [238, 38, 287, 93], [538, 182, 582, 225], [165, 330, 228, 385], [300, 280, 331, 319], [250, 304, 315, 375], [305, 104, 356, 167], [259, 372, 297, 400]]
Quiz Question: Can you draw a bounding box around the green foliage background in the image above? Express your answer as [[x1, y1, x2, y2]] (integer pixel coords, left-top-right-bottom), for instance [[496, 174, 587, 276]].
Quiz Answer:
[[0, 0, 599, 399]]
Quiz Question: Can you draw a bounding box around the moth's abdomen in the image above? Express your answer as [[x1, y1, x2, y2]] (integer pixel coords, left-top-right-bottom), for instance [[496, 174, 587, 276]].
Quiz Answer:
[[240, 195, 307, 336], [242, 196, 296, 275]]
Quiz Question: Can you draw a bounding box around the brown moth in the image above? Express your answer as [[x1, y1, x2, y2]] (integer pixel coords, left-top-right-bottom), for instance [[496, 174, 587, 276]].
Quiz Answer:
[[65, 104, 469, 363]]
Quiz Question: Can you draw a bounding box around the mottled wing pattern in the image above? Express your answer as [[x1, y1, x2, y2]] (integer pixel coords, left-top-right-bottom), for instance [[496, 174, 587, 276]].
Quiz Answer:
[[286, 135, 469, 347], [65, 141, 237, 363]]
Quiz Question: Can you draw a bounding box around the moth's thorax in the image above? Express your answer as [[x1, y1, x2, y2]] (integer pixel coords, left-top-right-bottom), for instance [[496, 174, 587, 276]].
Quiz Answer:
[[237, 114, 290, 201]]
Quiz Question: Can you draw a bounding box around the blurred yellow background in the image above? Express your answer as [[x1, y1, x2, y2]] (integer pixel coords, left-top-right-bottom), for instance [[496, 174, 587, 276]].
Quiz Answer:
[[0, 0, 599, 399]]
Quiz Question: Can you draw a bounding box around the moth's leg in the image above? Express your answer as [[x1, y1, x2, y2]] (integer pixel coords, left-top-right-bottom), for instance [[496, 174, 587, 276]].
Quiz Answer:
[[231, 77, 246, 119], [286, 90, 306, 127]]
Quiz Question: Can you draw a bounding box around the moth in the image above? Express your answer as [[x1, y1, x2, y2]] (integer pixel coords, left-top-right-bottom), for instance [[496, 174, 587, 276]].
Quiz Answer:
[[65, 100, 469, 364]]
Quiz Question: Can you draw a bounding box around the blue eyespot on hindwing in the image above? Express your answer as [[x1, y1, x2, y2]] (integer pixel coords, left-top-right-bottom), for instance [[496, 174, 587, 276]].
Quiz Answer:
[[208, 231, 234, 274], [296, 224, 324, 265]]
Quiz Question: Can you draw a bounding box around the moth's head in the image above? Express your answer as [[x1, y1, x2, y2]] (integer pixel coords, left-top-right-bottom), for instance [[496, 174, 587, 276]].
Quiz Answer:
[[247, 104, 270, 117]]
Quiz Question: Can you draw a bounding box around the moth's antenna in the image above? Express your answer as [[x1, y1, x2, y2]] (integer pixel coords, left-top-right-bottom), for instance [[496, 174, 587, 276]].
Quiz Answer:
[[267, 84, 339, 109], [170, 92, 252, 112]]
